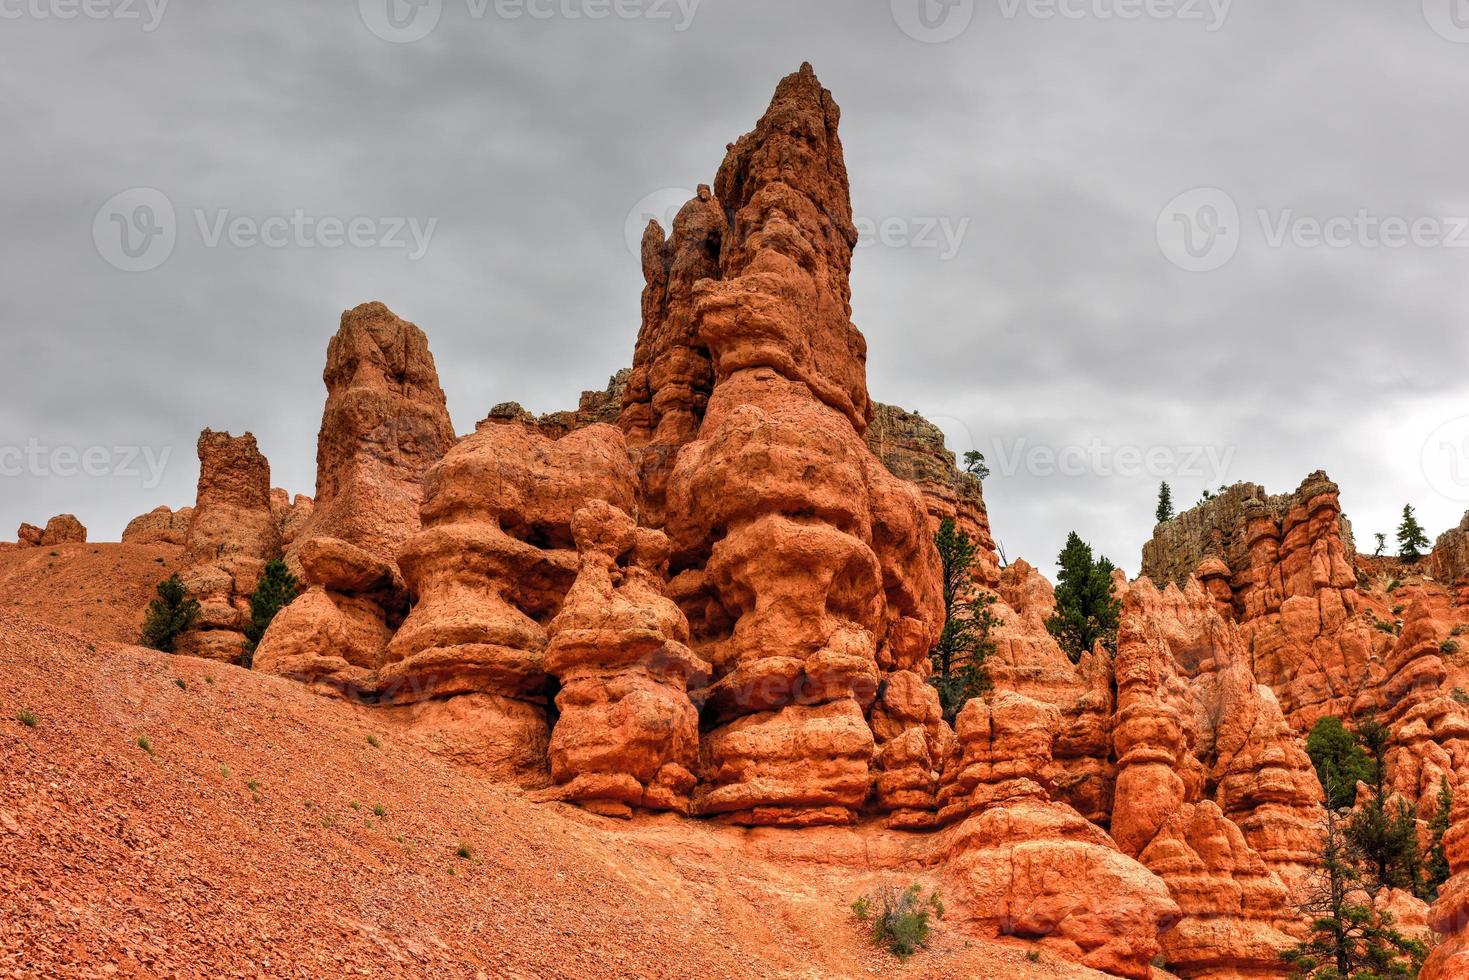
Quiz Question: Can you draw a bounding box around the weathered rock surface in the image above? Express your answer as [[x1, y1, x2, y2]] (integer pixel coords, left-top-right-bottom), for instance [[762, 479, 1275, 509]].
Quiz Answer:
[[15, 515, 87, 548], [121, 505, 193, 546], [295, 302, 456, 570], [544, 501, 709, 817], [1427, 777, 1469, 979], [651, 65, 942, 826], [866, 403, 1000, 589]]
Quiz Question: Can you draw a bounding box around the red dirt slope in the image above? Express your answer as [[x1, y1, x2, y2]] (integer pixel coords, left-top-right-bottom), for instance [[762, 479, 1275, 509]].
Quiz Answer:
[[0, 543, 182, 644], [0, 614, 1110, 979]]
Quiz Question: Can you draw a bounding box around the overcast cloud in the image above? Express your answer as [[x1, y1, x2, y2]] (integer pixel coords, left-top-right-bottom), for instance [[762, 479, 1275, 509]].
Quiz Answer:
[[4, 0, 1469, 575]]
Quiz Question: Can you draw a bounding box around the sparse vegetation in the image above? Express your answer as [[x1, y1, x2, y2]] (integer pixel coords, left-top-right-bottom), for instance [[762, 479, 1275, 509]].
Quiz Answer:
[[1155, 482, 1174, 524], [927, 519, 997, 724], [961, 450, 989, 480], [1026, 950, 1041, 964], [245, 780, 259, 792], [456, 843, 472, 860], [1374, 533, 1387, 557], [372, 804, 386, 817], [367, 734, 381, 748], [140, 574, 200, 653], [1046, 532, 1121, 663], [1397, 505, 1430, 562], [174, 678, 186, 690], [1391, 604, 1405, 617], [136, 736, 154, 756], [220, 765, 231, 778], [1375, 620, 1397, 635], [852, 884, 945, 958], [1306, 716, 1374, 811], [1387, 579, 1402, 594], [1443, 639, 1461, 656], [242, 559, 301, 668], [1455, 688, 1469, 707], [16, 710, 38, 727], [1427, 776, 1455, 900]]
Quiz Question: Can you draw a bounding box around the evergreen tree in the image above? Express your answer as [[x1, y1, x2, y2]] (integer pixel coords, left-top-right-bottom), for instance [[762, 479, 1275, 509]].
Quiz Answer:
[[1045, 532, 1121, 664], [1345, 718, 1424, 895], [242, 559, 301, 668], [1155, 482, 1175, 524], [1427, 776, 1455, 900], [1281, 793, 1428, 979], [1397, 505, 1430, 562], [962, 451, 990, 480], [140, 573, 201, 653], [1374, 533, 1387, 558], [1307, 716, 1376, 811], [927, 519, 997, 724]]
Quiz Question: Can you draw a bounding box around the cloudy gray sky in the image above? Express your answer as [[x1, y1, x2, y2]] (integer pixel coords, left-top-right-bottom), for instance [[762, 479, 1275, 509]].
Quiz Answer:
[[5, 0, 1469, 575]]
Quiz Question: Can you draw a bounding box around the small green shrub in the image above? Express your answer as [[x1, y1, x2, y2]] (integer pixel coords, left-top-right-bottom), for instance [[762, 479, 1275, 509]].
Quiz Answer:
[[456, 843, 472, 860], [1455, 688, 1469, 706], [1453, 625, 1468, 637], [136, 736, 154, 756], [1387, 578, 1402, 593], [140, 574, 200, 652], [854, 884, 944, 958], [372, 803, 386, 817], [174, 679, 186, 690], [1027, 950, 1041, 963], [16, 710, 38, 727], [1375, 620, 1397, 634], [242, 559, 301, 668], [367, 734, 381, 748], [1392, 604, 1406, 616], [1443, 639, 1461, 656], [245, 780, 259, 792], [220, 765, 232, 778], [350, 801, 360, 811]]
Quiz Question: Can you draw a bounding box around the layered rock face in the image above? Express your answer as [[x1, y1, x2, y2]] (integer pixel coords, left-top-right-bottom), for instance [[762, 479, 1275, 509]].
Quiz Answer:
[[175, 430, 281, 662], [121, 505, 192, 546], [642, 65, 943, 827], [866, 403, 1001, 589], [935, 693, 1179, 979], [1110, 577, 1321, 974], [544, 500, 709, 816], [1427, 778, 1469, 979], [296, 302, 456, 568], [255, 304, 454, 691]]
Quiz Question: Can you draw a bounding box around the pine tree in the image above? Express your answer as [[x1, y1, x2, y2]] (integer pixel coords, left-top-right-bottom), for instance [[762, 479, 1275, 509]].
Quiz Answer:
[[1345, 717, 1424, 895], [1427, 776, 1455, 900], [1045, 532, 1121, 664], [1306, 716, 1375, 810], [1281, 792, 1428, 978], [1374, 533, 1387, 558], [1155, 482, 1175, 524], [242, 559, 301, 668], [962, 451, 990, 480], [140, 573, 201, 653], [1397, 505, 1430, 562], [928, 519, 996, 724]]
